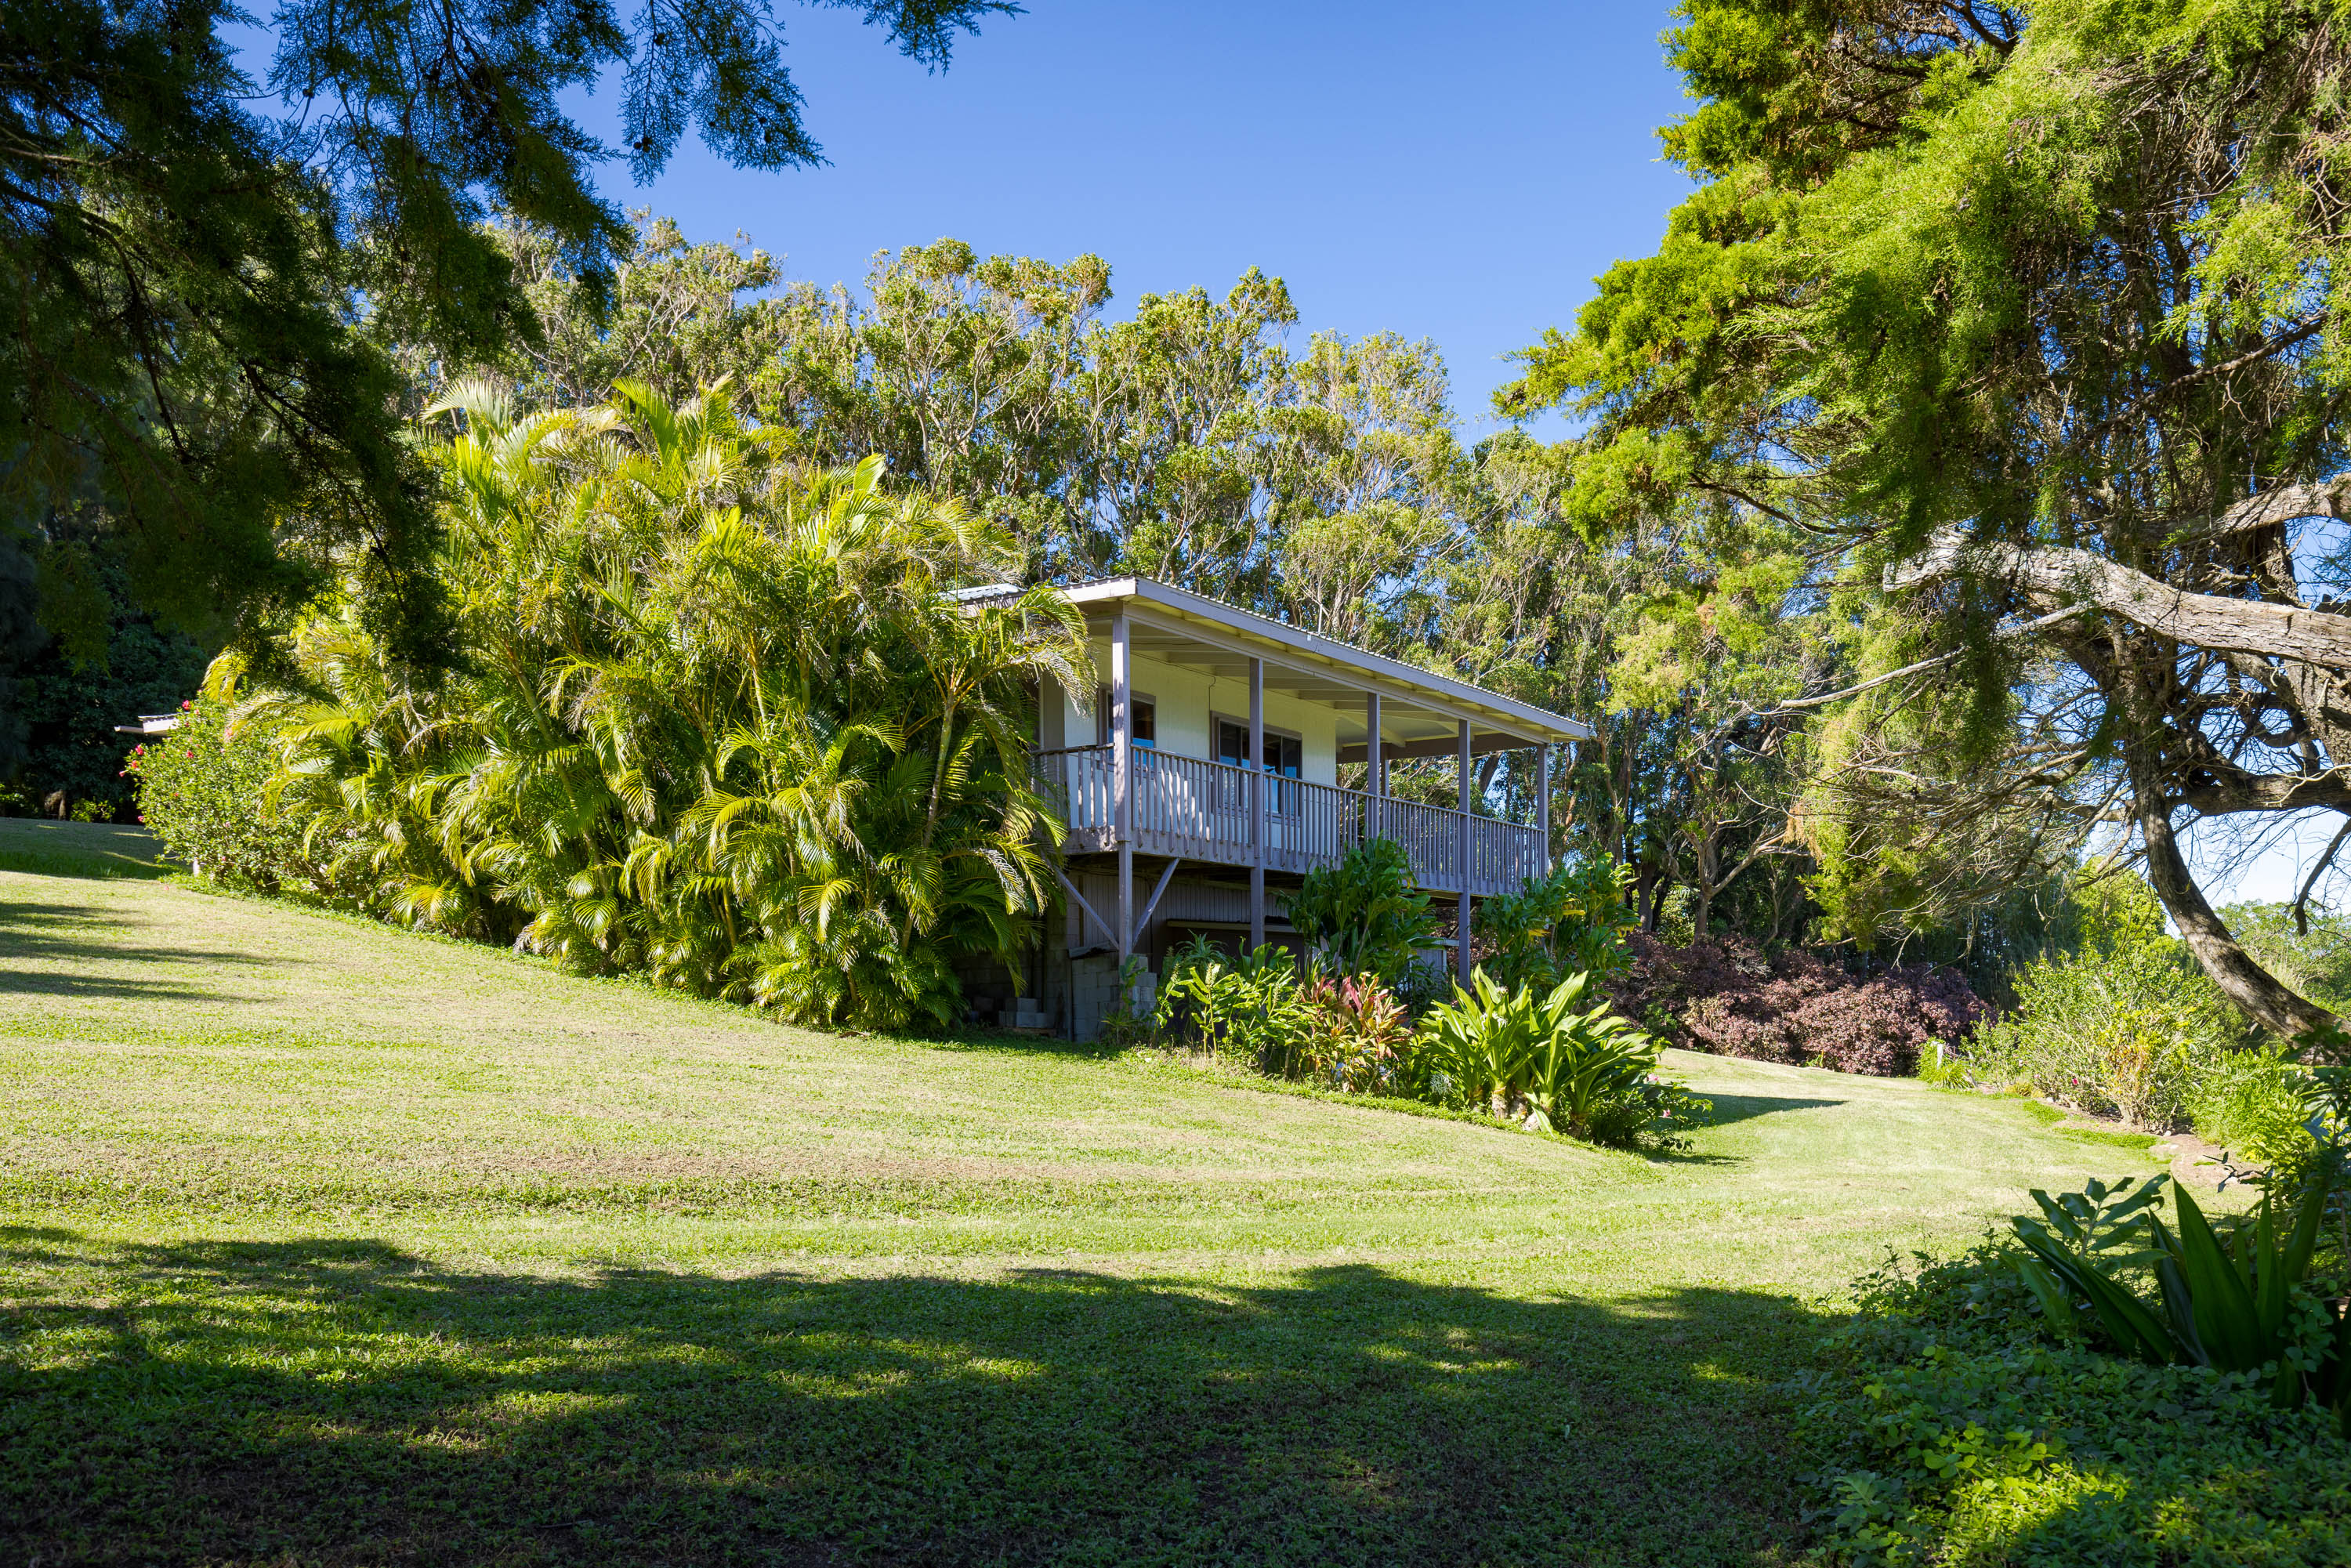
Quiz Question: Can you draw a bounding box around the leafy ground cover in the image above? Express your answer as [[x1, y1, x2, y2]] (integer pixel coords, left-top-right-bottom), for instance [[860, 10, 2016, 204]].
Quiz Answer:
[[0, 829, 2172, 1565]]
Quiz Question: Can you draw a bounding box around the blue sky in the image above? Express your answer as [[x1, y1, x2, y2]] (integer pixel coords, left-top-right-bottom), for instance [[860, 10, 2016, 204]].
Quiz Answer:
[[560, 0, 1696, 437], [560, 0, 2320, 907]]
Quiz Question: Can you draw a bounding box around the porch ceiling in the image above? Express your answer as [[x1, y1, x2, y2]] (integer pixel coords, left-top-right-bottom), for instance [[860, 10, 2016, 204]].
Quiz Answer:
[[1063, 578, 1590, 751]]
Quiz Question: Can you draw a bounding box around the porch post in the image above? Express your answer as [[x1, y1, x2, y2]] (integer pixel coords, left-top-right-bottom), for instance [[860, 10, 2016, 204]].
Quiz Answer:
[[1113, 613, 1133, 969], [1456, 719, 1473, 985], [1037, 672, 1063, 751], [1536, 741, 1552, 875], [1364, 691, 1383, 795], [1249, 656, 1266, 951]]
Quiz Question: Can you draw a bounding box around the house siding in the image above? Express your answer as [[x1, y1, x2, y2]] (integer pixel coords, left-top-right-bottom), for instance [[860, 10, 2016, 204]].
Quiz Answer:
[[1064, 646, 1341, 785]]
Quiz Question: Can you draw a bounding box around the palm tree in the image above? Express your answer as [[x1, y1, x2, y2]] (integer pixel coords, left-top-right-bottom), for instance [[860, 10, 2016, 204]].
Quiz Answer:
[[239, 378, 1088, 1030]]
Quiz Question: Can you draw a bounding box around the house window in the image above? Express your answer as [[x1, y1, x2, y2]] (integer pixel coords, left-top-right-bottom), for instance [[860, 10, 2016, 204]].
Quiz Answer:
[[1215, 719, 1302, 814], [1215, 720, 1300, 777], [1096, 688, 1155, 747]]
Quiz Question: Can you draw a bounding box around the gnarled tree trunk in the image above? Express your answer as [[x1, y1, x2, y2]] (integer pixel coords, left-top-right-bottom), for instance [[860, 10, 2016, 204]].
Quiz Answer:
[[2139, 798, 2338, 1049]]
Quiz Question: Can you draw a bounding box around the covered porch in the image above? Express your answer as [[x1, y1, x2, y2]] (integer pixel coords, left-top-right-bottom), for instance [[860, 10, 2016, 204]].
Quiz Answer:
[[1027, 578, 1590, 990], [1031, 745, 1547, 897]]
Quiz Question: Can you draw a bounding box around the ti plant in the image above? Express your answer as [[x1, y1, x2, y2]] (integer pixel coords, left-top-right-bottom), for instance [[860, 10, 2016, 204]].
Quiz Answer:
[[2012, 1158, 2351, 1432], [1154, 936, 1317, 1074]]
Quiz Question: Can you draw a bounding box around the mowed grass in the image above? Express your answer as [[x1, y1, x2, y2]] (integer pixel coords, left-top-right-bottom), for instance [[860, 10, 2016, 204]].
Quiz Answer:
[[0, 817, 169, 880], [0, 831, 2166, 1565]]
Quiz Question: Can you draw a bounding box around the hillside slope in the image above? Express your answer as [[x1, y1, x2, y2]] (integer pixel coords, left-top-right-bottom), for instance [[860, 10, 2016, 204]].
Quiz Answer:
[[0, 846, 2159, 1565]]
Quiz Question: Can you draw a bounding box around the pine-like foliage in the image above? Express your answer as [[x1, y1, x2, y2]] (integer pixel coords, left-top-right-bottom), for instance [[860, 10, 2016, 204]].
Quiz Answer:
[[2, 0, 1009, 657], [234, 380, 1088, 1030]]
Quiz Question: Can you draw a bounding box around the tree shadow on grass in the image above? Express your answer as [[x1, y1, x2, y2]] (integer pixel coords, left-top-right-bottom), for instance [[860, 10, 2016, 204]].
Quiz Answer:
[[0, 847, 171, 881], [0, 1229, 1831, 1567], [0, 820, 170, 881], [1697, 1092, 1847, 1130], [0, 898, 268, 999], [934, 1026, 1126, 1062]]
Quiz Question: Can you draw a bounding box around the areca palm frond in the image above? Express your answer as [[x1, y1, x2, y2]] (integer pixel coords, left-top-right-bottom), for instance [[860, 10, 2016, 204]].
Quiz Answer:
[[233, 380, 1085, 1029]]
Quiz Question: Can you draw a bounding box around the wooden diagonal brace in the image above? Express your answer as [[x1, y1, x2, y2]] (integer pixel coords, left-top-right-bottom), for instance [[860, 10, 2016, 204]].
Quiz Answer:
[[1052, 865, 1111, 950], [1132, 858, 1181, 951]]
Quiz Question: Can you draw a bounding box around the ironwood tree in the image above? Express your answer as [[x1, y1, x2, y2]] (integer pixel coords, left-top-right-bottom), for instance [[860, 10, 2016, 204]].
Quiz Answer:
[[0, 0, 1010, 661], [1502, 0, 2351, 1041]]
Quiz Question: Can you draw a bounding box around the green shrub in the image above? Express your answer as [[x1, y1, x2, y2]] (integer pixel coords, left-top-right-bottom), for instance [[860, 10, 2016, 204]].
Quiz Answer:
[[1095, 956, 1159, 1050], [1962, 927, 2240, 1128], [1914, 1038, 1969, 1088], [1156, 936, 1319, 1075], [1154, 940, 1704, 1148], [1281, 838, 1438, 982], [2189, 1044, 2317, 1171], [1473, 854, 1636, 993], [1795, 1233, 2351, 1566], [1156, 942, 1415, 1093], [0, 550, 210, 818], [2006, 1170, 2350, 1415], [1389, 957, 1454, 1019], [1413, 970, 1705, 1150], [125, 693, 314, 890], [1800, 1157, 2351, 1564]]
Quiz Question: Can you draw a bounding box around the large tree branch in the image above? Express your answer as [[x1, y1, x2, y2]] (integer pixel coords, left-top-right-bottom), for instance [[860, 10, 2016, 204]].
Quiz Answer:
[[2161, 694, 2351, 813], [2172, 767, 2351, 817], [2273, 654, 2351, 755], [1889, 531, 2351, 668], [2293, 817, 2351, 937], [2201, 478, 2351, 540], [1766, 603, 2088, 715]]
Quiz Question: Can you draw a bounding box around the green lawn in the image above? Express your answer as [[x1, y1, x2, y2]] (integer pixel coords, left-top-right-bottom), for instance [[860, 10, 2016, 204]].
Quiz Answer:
[[0, 817, 170, 880], [0, 829, 2167, 1565]]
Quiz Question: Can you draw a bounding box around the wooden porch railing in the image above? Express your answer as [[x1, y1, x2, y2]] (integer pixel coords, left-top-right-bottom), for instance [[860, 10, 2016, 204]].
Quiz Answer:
[[1028, 744, 1544, 896]]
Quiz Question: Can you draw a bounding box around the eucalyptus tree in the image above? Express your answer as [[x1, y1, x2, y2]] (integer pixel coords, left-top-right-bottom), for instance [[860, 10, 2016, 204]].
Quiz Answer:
[[1269, 331, 1468, 650], [466, 215, 798, 415], [1504, 0, 2351, 1039], [759, 238, 1114, 578], [462, 223, 1478, 632]]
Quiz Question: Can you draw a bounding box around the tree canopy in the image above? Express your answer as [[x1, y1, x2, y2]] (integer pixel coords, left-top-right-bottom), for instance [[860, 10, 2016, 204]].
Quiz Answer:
[[1502, 0, 2351, 1041], [0, 0, 1010, 662]]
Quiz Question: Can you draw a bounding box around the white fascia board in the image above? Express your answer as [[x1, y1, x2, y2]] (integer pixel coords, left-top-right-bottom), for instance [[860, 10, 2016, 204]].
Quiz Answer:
[[1061, 577, 1594, 742]]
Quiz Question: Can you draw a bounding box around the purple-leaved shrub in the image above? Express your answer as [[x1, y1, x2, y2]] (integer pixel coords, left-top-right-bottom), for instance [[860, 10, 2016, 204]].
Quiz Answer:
[[1607, 933, 1987, 1077]]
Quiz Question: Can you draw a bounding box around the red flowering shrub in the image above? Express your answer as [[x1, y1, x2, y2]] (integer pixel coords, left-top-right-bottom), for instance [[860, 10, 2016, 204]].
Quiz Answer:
[[1607, 933, 1987, 1077], [125, 693, 317, 890]]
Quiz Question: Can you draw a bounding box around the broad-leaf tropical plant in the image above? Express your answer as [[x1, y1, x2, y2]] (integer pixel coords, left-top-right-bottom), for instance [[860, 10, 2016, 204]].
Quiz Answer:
[[1474, 854, 1637, 993], [1281, 837, 1436, 982], [1154, 934, 1317, 1077], [1415, 969, 1664, 1141], [2013, 1161, 2351, 1432]]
